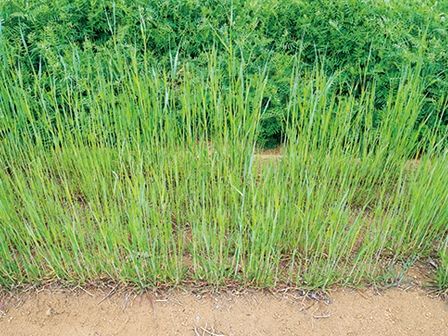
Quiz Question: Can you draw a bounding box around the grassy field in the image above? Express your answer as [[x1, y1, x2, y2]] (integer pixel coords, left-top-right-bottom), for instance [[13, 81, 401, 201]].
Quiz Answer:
[[0, 48, 447, 291]]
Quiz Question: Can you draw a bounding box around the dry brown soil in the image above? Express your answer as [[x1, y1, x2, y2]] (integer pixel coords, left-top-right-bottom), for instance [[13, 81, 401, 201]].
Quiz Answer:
[[0, 288, 447, 336]]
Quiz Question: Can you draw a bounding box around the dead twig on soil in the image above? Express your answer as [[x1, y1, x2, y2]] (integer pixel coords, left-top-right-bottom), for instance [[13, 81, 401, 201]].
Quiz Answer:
[[312, 312, 332, 319], [193, 324, 226, 336], [73, 285, 94, 297], [97, 284, 119, 305]]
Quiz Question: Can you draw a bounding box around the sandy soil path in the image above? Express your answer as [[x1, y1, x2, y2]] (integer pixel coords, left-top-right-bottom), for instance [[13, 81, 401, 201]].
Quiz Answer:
[[0, 288, 447, 336]]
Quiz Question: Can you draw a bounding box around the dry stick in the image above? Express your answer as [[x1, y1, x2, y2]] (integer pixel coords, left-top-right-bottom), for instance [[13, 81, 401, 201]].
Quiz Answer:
[[312, 313, 332, 319], [299, 301, 316, 312], [74, 285, 94, 297], [97, 284, 119, 305], [358, 291, 369, 299], [194, 325, 226, 336]]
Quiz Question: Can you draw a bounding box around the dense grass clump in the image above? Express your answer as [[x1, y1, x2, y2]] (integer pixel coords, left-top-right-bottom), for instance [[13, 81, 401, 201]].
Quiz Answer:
[[0, 47, 446, 289]]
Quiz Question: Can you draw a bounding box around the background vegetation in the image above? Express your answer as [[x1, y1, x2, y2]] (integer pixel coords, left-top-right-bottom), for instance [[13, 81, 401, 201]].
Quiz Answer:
[[1, 0, 447, 145]]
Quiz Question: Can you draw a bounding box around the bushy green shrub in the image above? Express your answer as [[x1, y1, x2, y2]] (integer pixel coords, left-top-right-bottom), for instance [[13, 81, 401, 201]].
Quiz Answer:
[[1, 0, 447, 145]]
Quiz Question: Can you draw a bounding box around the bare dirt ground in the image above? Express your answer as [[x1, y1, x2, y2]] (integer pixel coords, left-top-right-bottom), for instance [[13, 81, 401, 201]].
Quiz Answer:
[[0, 287, 447, 336]]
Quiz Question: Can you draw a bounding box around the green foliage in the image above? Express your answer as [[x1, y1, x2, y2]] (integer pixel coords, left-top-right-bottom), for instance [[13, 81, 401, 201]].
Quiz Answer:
[[0, 51, 447, 289], [1, 0, 447, 145], [0, 0, 447, 290], [437, 238, 448, 293]]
